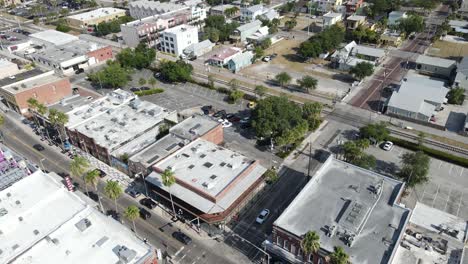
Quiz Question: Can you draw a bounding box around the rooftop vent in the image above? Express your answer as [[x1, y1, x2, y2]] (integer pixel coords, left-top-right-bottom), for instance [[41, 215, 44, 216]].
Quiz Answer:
[[96, 236, 109, 247], [12, 244, 19, 251], [188, 164, 195, 169], [75, 218, 92, 232], [116, 246, 137, 263], [18, 216, 23, 222], [33, 229, 40, 235], [0, 208, 7, 217], [203, 162, 213, 168]]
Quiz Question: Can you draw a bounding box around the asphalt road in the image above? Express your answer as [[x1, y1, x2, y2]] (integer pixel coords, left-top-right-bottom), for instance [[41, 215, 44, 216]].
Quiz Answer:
[[0, 111, 249, 264]]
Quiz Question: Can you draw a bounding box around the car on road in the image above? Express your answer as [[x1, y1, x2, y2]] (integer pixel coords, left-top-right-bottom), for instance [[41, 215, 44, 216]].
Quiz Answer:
[[256, 209, 270, 224], [213, 110, 226, 118], [172, 231, 192, 245], [127, 188, 141, 198], [140, 198, 157, 209], [139, 207, 151, 220], [33, 144, 45, 151], [222, 120, 232, 128], [382, 141, 394, 151]]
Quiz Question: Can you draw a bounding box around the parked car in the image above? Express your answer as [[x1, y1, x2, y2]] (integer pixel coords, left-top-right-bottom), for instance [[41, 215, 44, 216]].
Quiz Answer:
[[213, 110, 226, 118], [262, 56, 271, 62], [130, 87, 140, 92], [240, 117, 250, 124], [228, 115, 241, 122], [201, 105, 213, 115], [256, 209, 270, 224], [140, 86, 151, 91], [139, 207, 151, 220], [172, 231, 192, 245], [222, 120, 232, 128], [127, 188, 141, 198], [247, 101, 256, 109], [140, 198, 157, 209], [382, 141, 393, 151], [270, 53, 278, 59], [33, 144, 45, 151]]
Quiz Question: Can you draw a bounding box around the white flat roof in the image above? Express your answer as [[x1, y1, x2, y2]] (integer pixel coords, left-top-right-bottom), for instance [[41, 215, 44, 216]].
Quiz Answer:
[[74, 99, 171, 152], [30, 30, 79, 46], [147, 138, 266, 214], [169, 114, 219, 141], [1, 171, 153, 264], [67, 8, 126, 21]]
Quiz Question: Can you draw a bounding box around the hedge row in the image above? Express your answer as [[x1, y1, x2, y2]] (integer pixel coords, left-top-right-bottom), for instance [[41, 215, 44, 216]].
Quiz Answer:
[[134, 88, 164, 96], [388, 136, 468, 168]]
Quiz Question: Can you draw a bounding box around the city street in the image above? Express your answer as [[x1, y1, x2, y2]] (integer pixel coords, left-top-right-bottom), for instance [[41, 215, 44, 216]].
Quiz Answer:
[[0, 111, 251, 264]]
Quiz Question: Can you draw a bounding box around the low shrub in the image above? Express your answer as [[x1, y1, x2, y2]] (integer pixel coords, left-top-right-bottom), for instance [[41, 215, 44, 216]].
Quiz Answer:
[[134, 88, 164, 96]]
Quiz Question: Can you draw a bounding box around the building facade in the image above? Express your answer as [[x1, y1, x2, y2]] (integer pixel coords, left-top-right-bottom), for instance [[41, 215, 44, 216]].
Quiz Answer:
[[241, 4, 264, 21], [159, 24, 198, 56], [313, 0, 343, 13], [322, 12, 343, 28], [66, 8, 127, 28], [0, 70, 72, 115]]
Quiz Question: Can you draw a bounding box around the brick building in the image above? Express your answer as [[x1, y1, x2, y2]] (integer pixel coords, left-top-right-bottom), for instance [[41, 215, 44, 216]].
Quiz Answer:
[[146, 136, 266, 224], [269, 157, 410, 263], [0, 70, 72, 115]]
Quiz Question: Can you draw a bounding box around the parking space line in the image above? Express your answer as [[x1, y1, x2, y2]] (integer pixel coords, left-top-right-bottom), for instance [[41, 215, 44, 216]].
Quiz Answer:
[[444, 188, 452, 211], [432, 184, 440, 207], [449, 164, 454, 175], [179, 254, 187, 261], [438, 160, 443, 169], [456, 195, 463, 216], [460, 168, 464, 177]]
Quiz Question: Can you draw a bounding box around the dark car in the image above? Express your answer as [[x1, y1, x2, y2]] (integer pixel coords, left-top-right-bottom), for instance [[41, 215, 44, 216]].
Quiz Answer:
[[33, 144, 45, 151], [130, 87, 140, 92], [228, 115, 241, 122], [140, 198, 157, 209], [127, 188, 141, 198], [201, 105, 213, 115], [213, 110, 226, 118], [75, 68, 84, 74], [140, 86, 151, 91], [139, 207, 151, 220], [172, 231, 192, 245]]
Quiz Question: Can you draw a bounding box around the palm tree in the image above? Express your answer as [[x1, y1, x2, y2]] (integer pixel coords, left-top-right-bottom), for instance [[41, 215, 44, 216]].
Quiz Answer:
[[70, 155, 90, 180], [124, 205, 140, 233], [0, 114, 4, 127], [161, 169, 177, 216], [27, 98, 41, 132], [37, 103, 50, 140], [49, 109, 69, 149], [85, 169, 104, 212], [301, 231, 320, 260], [330, 246, 349, 264], [104, 180, 123, 213]]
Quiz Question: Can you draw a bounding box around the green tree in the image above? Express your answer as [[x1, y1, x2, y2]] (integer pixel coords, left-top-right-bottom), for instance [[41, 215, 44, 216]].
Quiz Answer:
[[264, 169, 278, 184], [0, 115, 3, 127], [299, 41, 322, 59], [350, 62, 374, 80], [260, 38, 272, 49], [48, 108, 69, 148], [85, 169, 104, 212], [56, 19, 70, 32], [297, 75, 318, 93], [342, 139, 376, 169], [204, 27, 220, 43], [298, 25, 345, 59], [399, 151, 430, 187], [104, 180, 123, 213], [254, 47, 265, 60], [148, 77, 157, 88], [229, 89, 244, 103], [70, 156, 90, 180], [447, 87, 465, 105], [275, 72, 292, 87], [161, 169, 177, 216], [228, 78, 239, 90], [254, 85, 267, 98], [252, 96, 309, 147], [285, 19, 297, 31], [301, 231, 320, 257], [330, 246, 349, 264], [88, 61, 131, 88], [116, 43, 156, 69], [359, 122, 389, 143], [207, 74, 215, 89], [302, 102, 322, 130], [398, 15, 425, 36], [124, 205, 140, 233], [159, 60, 193, 83], [138, 78, 147, 86]]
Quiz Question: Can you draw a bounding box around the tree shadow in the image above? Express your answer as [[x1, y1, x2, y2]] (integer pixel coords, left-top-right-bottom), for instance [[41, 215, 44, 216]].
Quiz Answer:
[[331, 73, 355, 83], [374, 159, 399, 178]]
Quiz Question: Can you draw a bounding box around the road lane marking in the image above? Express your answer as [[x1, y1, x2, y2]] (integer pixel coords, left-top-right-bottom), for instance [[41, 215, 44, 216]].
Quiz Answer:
[[444, 188, 452, 211], [179, 254, 187, 261], [432, 184, 440, 207], [438, 160, 443, 169], [449, 164, 454, 175], [460, 168, 464, 177]]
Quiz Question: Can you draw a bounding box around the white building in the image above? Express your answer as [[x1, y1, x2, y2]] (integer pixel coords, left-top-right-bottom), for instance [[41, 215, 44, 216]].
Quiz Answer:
[[322, 12, 343, 28], [0, 59, 19, 79], [66, 7, 126, 28], [241, 4, 264, 21], [313, 0, 343, 13], [159, 24, 198, 56], [129, 0, 207, 21], [1, 170, 157, 264]]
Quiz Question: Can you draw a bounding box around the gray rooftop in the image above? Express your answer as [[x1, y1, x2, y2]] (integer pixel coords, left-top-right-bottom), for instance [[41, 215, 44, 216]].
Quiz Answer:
[[210, 4, 234, 12], [30, 30, 79, 46], [129, 133, 186, 168], [169, 114, 219, 141], [347, 15, 366, 21], [393, 202, 468, 264], [416, 55, 456, 68], [323, 12, 342, 18], [49, 95, 96, 113], [353, 45, 386, 58], [245, 4, 263, 13], [387, 74, 449, 116], [236, 20, 262, 33], [230, 51, 254, 65], [74, 98, 173, 152], [274, 157, 410, 264], [147, 138, 266, 214], [31, 47, 88, 65], [0, 68, 44, 87], [457, 56, 468, 76]]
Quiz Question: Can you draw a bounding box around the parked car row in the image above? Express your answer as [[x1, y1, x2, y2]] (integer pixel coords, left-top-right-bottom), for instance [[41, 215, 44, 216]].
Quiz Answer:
[[130, 87, 151, 93]]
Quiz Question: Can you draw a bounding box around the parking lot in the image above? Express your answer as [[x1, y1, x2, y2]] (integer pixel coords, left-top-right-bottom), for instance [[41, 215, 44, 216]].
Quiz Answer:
[[365, 145, 468, 219]]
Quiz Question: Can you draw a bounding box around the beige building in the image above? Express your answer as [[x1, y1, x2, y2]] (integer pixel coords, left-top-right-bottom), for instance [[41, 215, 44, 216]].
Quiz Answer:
[[66, 8, 126, 28]]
